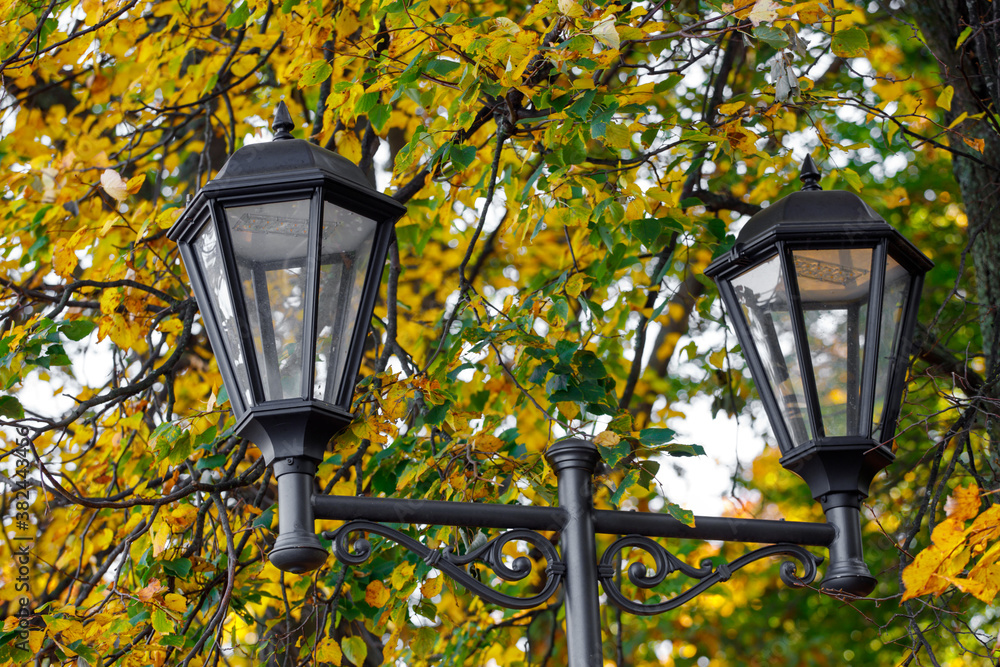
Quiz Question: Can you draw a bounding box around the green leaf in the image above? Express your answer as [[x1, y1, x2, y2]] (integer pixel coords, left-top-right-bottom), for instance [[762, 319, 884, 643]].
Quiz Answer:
[[354, 91, 379, 115], [831, 27, 869, 58], [566, 89, 596, 120], [225, 2, 251, 29], [450, 144, 478, 171], [59, 319, 96, 341], [555, 339, 577, 364], [574, 351, 606, 380], [0, 395, 24, 419], [196, 454, 227, 470], [424, 59, 461, 77], [665, 502, 695, 526], [638, 428, 675, 446], [562, 133, 587, 165], [368, 103, 391, 132], [598, 436, 631, 467], [163, 558, 193, 577], [662, 443, 706, 457], [630, 218, 661, 247], [300, 60, 333, 86], [342, 636, 368, 665], [753, 25, 789, 50], [152, 608, 173, 634], [609, 469, 639, 506], [252, 506, 275, 529]]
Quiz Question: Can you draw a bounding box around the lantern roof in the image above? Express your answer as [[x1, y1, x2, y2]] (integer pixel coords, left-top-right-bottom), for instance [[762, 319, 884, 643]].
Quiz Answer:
[[211, 102, 373, 191], [168, 101, 406, 245], [706, 156, 933, 279], [736, 155, 884, 243]]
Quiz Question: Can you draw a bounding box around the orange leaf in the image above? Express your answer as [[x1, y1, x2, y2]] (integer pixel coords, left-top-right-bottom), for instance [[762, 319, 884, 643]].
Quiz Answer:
[[945, 483, 980, 522], [365, 580, 390, 607], [136, 579, 165, 602]]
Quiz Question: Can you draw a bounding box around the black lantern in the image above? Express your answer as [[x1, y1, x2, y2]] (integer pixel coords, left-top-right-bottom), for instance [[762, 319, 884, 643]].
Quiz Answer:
[[168, 103, 406, 571], [705, 157, 932, 595]]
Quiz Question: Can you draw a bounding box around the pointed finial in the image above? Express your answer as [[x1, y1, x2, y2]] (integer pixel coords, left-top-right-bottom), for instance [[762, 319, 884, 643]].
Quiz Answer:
[[799, 154, 822, 191], [272, 101, 294, 140]]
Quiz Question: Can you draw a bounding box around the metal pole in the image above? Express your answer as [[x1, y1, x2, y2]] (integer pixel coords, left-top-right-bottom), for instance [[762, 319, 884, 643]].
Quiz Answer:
[[313, 493, 567, 531], [546, 438, 603, 667], [593, 509, 835, 546]]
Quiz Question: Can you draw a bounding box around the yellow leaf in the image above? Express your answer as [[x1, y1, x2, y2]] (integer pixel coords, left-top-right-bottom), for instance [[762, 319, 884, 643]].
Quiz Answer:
[[494, 17, 520, 34], [474, 433, 504, 453], [136, 579, 165, 602], [81, 0, 101, 23], [565, 273, 586, 297], [557, 0, 585, 17], [152, 521, 170, 557], [316, 637, 343, 664], [18, 11, 37, 31], [421, 575, 443, 598], [52, 238, 79, 279], [391, 562, 416, 590], [163, 593, 187, 615], [558, 401, 580, 420], [126, 173, 145, 195], [963, 136, 985, 152], [709, 349, 726, 369], [365, 580, 390, 607], [604, 122, 632, 149], [717, 101, 745, 116], [945, 483, 980, 522], [901, 546, 945, 600], [594, 430, 620, 448], [936, 85, 954, 111], [796, 1, 824, 24]]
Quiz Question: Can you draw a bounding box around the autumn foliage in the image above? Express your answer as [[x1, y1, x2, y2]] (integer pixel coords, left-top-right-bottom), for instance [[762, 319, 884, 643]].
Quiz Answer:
[[1, 0, 999, 665]]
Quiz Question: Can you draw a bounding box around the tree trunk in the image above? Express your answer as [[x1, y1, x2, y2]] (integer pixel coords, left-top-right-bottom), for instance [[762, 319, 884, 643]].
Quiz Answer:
[[909, 1, 1000, 374]]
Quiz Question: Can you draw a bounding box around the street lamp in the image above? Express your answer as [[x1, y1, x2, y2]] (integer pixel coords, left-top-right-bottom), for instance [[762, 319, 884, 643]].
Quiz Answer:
[[170, 108, 931, 667], [167, 101, 406, 570], [704, 156, 932, 594]]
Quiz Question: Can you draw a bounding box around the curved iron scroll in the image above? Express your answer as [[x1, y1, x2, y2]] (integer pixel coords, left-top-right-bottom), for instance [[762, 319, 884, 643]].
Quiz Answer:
[[598, 535, 823, 616], [325, 521, 565, 610]]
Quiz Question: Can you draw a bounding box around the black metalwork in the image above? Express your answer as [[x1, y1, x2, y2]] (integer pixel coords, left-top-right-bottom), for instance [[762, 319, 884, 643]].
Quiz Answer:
[[172, 138, 933, 664], [598, 535, 822, 616], [704, 157, 933, 596], [327, 521, 565, 610]]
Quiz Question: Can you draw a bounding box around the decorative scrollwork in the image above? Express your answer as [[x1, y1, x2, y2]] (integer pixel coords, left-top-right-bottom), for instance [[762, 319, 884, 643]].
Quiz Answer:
[[598, 535, 823, 616], [324, 521, 564, 610]]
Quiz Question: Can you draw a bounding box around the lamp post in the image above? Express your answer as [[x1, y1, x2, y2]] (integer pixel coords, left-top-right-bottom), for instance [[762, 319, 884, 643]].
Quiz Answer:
[[169, 108, 932, 666]]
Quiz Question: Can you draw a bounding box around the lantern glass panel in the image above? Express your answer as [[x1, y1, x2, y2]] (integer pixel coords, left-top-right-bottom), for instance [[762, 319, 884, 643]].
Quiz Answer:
[[792, 248, 873, 438], [872, 255, 911, 434], [225, 199, 311, 401], [313, 201, 377, 404], [732, 254, 812, 446], [193, 221, 253, 408]]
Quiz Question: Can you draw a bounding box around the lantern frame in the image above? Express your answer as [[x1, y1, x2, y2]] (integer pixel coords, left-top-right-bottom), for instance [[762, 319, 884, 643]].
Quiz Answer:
[[705, 159, 931, 500], [705, 158, 932, 595], [168, 103, 407, 466]]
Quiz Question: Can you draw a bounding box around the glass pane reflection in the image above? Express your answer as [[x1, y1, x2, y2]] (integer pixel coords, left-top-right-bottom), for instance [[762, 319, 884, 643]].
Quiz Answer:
[[225, 200, 311, 401], [193, 221, 252, 408], [732, 254, 812, 446], [313, 201, 377, 404], [872, 255, 911, 435], [793, 248, 872, 437]]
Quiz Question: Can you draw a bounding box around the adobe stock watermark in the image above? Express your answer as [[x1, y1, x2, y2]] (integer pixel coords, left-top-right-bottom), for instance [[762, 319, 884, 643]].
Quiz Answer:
[[6, 425, 36, 653]]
